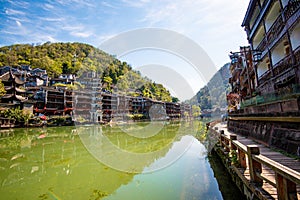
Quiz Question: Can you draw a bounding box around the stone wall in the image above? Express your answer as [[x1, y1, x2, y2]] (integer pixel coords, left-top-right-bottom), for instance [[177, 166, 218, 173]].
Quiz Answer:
[[228, 119, 300, 156]]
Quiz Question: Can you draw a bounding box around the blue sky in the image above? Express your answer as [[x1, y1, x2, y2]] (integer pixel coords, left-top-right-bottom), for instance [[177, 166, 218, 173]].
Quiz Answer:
[[0, 0, 250, 98]]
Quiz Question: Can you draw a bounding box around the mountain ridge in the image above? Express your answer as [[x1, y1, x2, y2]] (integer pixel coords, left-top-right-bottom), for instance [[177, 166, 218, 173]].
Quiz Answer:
[[0, 42, 173, 102], [188, 63, 231, 112]]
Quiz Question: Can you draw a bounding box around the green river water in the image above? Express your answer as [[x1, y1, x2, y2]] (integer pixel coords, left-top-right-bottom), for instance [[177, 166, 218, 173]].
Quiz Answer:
[[0, 121, 243, 200]]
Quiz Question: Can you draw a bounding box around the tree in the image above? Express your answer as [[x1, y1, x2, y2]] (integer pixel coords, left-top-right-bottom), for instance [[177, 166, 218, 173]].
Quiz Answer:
[[0, 80, 6, 98], [192, 105, 201, 118], [103, 76, 113, 89], [0, 42, 174, 101], [172, 97, 179, 103]]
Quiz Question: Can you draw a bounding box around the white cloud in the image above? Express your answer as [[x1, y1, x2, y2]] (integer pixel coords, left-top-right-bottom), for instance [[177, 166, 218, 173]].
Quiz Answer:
[[42, 3, 55, 10], [39, 17, 64, 22], [54, 0, 95, 8], [135, 0, 249, 67], [121, 0, 150, 8], [70, 31, 93, 38], [7, 0, 30, 8], [5, 8, 26, 15], [101, 1, 118, 9], [62, 25, 85, 31], [1, 0, 249, 68], [15, 20, 22, 27]]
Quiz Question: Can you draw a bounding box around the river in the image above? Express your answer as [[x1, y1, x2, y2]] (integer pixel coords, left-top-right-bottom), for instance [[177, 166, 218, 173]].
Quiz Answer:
[[0, 121, 243, 199]]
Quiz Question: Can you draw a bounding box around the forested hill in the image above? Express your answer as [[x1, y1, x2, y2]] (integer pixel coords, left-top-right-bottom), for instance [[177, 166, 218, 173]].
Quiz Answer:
[[188, 63, 231, 111], [0, 42, 172, 102]]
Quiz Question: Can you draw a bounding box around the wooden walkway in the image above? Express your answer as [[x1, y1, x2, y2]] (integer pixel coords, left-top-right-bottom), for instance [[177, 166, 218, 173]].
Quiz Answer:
[[212, 122, 300, 200]]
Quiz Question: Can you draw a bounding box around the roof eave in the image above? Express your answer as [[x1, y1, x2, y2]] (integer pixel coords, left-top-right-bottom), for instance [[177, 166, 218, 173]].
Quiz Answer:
[[242, 0, 257, 27]]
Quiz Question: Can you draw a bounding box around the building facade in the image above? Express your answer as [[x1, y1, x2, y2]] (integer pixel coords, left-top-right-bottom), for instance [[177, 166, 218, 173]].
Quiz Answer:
[[0, 66, 192, 123], [242, 0, 300, 101], [228, 0, 300, 156]]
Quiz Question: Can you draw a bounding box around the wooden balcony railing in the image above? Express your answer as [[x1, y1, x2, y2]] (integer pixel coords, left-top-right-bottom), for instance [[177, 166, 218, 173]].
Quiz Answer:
[[294, 45, 300, 64], [283, 0, 300, 20], [273, 53, 294, 77], [258, 69, 272, 85], [266, 15, 284, 46], [256, 37, 267, 52]]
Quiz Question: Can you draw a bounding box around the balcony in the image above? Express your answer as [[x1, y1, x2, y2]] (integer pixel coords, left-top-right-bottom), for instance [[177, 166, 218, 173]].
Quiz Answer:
[[272, 53, 294, 77], [283, 0, 300, 20], [248, 0, 274, 40], [258, 69, 272, 85], [266, 15, 284, 46], [294, 46, 300, 64]]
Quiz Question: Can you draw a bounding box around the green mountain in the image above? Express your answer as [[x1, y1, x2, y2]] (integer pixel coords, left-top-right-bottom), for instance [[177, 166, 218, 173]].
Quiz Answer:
[[189, 63, 231, 112], [0, 42, 172, 102]]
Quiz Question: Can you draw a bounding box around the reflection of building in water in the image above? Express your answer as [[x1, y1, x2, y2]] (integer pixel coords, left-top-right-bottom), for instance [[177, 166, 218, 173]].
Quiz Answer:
[[78, 121, 191, 173], [0, 127, 134, 199], [0, 120, 203, 199]]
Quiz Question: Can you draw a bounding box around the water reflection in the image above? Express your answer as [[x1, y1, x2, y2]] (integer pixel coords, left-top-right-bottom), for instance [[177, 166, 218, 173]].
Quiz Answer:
[[78, 121, 198, 173], [0, 121, 233, 200]]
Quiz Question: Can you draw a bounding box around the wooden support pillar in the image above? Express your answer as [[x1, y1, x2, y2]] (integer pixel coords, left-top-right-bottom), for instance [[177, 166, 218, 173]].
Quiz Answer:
[[247, 145, 263, 185], [276, 173, 297, 200]]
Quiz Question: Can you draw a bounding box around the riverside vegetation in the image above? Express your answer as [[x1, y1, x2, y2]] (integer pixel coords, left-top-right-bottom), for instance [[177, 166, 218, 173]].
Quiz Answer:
[[0, 42, 174, 102]]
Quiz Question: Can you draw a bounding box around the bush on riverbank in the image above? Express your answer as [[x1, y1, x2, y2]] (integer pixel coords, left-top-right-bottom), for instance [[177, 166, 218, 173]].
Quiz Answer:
[[0, 107, 33, 126], [127, 114, 146, 121], [47, 116, 74, 126]]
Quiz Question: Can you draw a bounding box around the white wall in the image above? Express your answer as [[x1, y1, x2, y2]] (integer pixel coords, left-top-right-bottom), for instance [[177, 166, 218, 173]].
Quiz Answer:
[[290, 22, 300, 50], [265, 2, 281, 32], [249, 6, 260, 30], [253, 25, 265, 49], [257, 57, 269, 77], [271, 41, 286, 65]]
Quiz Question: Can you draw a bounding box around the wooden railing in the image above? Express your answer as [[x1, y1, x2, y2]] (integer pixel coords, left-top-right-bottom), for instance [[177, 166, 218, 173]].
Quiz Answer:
[[218, 131, 300, 200], [266, 15, 284, 46], [258, 69, 272, 86], [294, 45, 300, 64], [273, 53, 294, 77], [284, 0, 300, 21]]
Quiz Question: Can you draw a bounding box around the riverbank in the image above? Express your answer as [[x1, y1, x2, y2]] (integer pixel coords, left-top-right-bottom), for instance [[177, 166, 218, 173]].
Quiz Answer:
[[210, 122, 300, 200]]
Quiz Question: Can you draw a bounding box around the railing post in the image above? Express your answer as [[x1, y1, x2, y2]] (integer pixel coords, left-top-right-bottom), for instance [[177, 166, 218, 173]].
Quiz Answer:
[[225, 137, 230, 152], [276, 173, 297, 200], [247, 145, 263, 185], [229, 134, 237, 150], [219, 130, 224, 148], [239, 149, 247, 169]]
